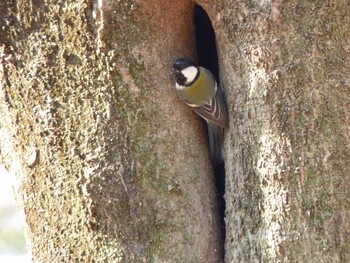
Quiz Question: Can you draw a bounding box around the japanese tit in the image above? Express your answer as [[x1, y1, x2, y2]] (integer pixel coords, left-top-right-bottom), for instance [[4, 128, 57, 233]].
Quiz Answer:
[[172, 58, 228, 165]]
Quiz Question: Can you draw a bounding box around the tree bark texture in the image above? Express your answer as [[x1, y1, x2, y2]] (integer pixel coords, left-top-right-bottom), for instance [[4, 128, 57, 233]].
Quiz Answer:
[[206, 1, 350, 262], [1, 0, 350, 262], [1, 0, 222, 262]]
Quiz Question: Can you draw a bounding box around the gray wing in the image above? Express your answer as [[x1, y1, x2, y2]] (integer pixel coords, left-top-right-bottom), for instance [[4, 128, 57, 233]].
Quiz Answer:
[[192, 85, 229, 128]]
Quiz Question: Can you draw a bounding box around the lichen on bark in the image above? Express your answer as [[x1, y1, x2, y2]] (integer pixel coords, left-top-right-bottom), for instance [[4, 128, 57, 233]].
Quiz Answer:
[[1, 0, 222, 262]]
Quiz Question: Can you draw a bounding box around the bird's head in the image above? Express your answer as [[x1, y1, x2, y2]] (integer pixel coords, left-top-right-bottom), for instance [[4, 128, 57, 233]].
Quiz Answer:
[[172, 58, 199, 86]]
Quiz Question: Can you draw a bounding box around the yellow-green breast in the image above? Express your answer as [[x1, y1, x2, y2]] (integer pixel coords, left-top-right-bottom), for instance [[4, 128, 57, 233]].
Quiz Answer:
[[177, 67, 216, 106]]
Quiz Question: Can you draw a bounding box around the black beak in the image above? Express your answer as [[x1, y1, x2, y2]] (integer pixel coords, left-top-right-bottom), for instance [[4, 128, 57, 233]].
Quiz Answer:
[[173, 69, 187, 85]]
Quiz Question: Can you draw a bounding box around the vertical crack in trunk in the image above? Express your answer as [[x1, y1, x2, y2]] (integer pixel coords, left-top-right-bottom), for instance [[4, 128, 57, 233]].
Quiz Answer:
[[194, 3, 226, 259]]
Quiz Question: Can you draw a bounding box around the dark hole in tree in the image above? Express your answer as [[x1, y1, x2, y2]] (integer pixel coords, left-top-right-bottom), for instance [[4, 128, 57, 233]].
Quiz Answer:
[[194, 4, 219, 80], [194, 3, 226, 248]]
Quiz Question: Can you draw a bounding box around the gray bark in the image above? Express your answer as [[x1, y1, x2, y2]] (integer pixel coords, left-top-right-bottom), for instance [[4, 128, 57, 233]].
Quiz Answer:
[[1, 0, 221, 262], [206, 1, 350, 262]]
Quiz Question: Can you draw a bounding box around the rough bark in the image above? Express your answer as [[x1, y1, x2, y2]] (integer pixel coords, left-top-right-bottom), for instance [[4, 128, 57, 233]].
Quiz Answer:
[[1, 0, 222, 262], [203, 0, 350, 262]]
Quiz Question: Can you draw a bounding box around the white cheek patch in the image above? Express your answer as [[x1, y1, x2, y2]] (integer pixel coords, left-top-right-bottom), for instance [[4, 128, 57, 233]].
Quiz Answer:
[[181, 66, 198, 84], [176, 82, 185, 90]]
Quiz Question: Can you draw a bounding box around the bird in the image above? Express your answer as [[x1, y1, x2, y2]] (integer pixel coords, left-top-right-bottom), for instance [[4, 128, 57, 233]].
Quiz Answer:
[[172, 58, 228, 165]]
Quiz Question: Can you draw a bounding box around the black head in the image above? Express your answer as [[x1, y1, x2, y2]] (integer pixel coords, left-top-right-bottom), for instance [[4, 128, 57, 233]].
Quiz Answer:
[[172, 58, 199, 86]]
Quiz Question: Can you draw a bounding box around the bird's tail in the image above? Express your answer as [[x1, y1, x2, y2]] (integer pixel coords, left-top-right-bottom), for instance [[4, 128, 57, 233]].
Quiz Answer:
[[207, 122, 225, 165]]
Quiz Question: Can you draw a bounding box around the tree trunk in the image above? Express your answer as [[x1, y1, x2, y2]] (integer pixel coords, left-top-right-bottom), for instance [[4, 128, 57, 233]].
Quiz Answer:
[[1, 0, 221, 262], [1, 0, 349, 262], [210, 1, 350, 262]]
